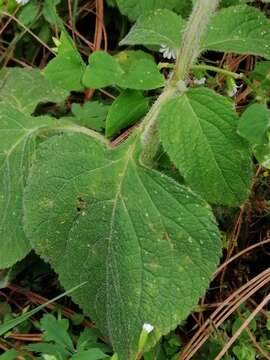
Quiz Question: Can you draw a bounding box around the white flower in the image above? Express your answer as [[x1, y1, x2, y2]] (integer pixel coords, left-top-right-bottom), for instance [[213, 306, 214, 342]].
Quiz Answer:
[[143, 323, 154, 333], [194, 77, 206, 86], [16, 0, 30, 5], [228, 83, 238, 97], [159, 44, 176, 60]]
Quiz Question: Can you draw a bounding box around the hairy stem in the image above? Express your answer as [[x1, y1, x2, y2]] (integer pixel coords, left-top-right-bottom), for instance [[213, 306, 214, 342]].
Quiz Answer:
[[171, 0, 220, 85], [140, 0, 220, 164]]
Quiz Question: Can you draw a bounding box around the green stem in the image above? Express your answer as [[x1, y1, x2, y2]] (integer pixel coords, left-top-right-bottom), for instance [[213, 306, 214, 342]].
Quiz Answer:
[[192, 64, 243, 79], [171, 0, 220, 85], [158, 62, 243, 79]]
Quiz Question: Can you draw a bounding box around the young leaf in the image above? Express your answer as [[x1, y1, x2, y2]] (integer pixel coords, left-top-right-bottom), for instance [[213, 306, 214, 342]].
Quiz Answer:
[[82, 52, 124, 89], [116, 50, 165, 90], [158, 88, 252, 206], [238, 103, 270, 146], [18, 0, 39, 26], [0, 104, 58, 268], [83, 51, 164, 91], [201, 5, 270, 59], [71, 348, 109, 360], [44, 31, 86, 91], [43, 0, 61, 25], [40, 314, 74, 353], [0, 68, 68, 114], [24, 132, 221, 360], [237, 104, 270, 170], [250, 61, 270, 91], [105, 90, 148, 138], [115, 0, 181, 21], [72, 102, 109, 132], [255, 141, 270, 169], [119, 9, 184, 51]]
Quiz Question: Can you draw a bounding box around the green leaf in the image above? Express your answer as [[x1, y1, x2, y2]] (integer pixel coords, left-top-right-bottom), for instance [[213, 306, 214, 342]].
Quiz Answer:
[[119, 9, 184, 50], [254, 141, 270, 169], [232, 344, 256, 360], [83, 51, 164, 90], [115, 0, 180, 21], [0, 104, 58, 268], [43, 0, 61, 25], [158, 88, 252, 206], [83, 52, 124, 89], [238, 104, 270, 146], [105, 90, 148, 138], [40, 314, 74, 353], [71, 349, 109, 360], [0, 68, 68, 114], [237, 104, 270, 169], [18, 0, 39, 26], [24, 132, 221, 360], [0, 349, 20, 360], [77, 329, 102, 351], [250, 61, 270, 90], [44, 31, 86, 92], [27, 342, 70, 357], [201, 5, 270, 59], [72, 102, 109, 132], [116, 51, 165, 90]]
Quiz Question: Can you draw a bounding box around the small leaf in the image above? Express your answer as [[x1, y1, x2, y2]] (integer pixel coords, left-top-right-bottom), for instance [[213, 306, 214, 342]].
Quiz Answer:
[[115, 0, 181, 21], [201, 5, 270, 59], [83, 51, 164, 90], [115, 50, 165, 90], [254, 141, 270, 169], [238, 103, 270, 146], [18, 0, 39, 26], [158, 88, 252, 206], [0, 68, 68, 114], [43, 0, 61, 25], [83, 52, 124, 89], [250, 61, 270, 90], [44, 31, 86, 91], [27, 342, 71, 358], [119, 9, 184, 50], [71, 348, 109, 360], [105, 90, 148, 138], [76, 328, 102, 351], [24, 132, 221, 359], [72, 102, 109, 132], [40, 314, 74, 352]]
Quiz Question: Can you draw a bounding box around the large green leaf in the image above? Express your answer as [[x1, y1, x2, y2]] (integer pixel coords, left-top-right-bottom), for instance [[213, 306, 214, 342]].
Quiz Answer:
[[0, 104, 57, 268], [83, 51, 164, 90], [115, 0, 180, 21], [44, 31, 86, 92], [24, 132, 221, 360], [201, 5, 270, 59], [0, 68, 68, 114], [158, 88, 252, 206], [119, 9, 184, 50]]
